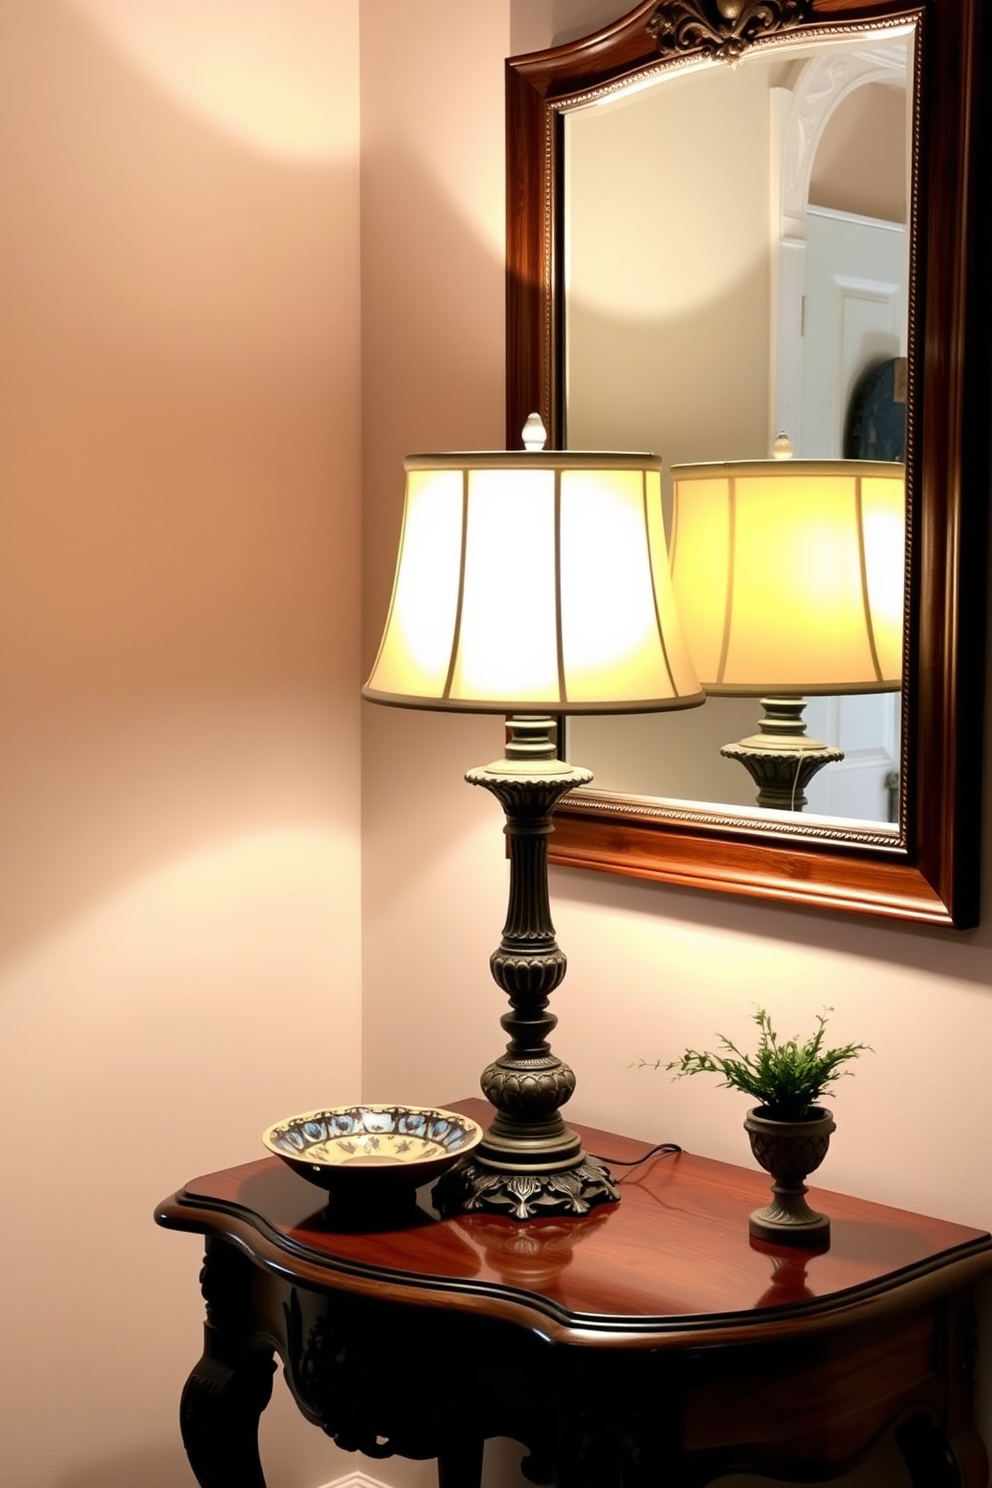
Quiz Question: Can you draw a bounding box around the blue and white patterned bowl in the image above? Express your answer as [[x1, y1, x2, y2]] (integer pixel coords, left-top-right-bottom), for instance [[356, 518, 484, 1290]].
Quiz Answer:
[[262, 1103, 483, 1197]]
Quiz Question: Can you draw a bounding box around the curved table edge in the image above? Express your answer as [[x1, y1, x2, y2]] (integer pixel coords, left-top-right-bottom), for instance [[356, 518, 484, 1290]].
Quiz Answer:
[[155, 1189, 992, 1351]]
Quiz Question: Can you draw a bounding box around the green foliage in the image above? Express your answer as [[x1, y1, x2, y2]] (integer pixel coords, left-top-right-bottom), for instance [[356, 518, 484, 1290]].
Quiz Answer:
[[639, 1007, 872, 1121]]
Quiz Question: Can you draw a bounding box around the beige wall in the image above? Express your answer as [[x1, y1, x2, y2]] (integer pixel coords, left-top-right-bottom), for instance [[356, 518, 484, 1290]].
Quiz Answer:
[[4, 3, 991, 1488], [0, 3, 362, 1486], [362, 6, 992, 1488], [360, 0, 510, 1132]]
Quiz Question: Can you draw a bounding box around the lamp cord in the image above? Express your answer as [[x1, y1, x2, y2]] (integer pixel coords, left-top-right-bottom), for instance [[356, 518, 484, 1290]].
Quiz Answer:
[[789, 753, 803, 812], [589, 1141, 682, 1179]]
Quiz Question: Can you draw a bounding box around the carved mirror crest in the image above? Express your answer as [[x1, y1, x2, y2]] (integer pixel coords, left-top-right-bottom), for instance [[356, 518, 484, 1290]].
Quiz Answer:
[[506, 0, 989, 926]]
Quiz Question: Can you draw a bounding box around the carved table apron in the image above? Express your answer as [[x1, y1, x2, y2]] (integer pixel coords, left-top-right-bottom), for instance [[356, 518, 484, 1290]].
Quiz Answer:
[[155, 1100, 992, 1488]]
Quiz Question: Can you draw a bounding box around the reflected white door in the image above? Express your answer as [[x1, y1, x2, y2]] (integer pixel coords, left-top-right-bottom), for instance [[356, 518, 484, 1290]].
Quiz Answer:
[[800, 205, 905, 821], [804, 694, 900, 821], [799, 206, 907, 457]]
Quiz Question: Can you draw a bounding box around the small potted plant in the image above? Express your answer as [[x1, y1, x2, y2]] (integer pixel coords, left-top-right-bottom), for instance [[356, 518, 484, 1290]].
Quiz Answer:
[[662, 1007, 871, 1246]]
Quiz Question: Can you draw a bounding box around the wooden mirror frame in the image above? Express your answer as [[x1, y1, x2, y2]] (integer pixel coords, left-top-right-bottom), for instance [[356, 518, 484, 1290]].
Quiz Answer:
[[506, 0, 990, 928]]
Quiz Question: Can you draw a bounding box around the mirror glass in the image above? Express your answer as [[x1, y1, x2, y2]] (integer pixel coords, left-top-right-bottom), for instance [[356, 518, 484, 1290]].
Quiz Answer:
[[564, 27, 913, 832]]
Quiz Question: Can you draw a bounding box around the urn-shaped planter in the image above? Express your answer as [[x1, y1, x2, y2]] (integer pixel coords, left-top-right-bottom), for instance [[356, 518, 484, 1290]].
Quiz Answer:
[[744, 1106, 836, 1246]]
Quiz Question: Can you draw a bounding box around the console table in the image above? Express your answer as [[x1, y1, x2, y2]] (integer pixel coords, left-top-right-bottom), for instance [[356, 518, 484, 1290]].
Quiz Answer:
[[156, 1100, 992, 1488]]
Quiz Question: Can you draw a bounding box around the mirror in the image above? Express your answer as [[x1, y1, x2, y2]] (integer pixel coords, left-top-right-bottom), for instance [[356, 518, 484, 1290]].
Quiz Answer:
[[565, 30, 910, 826], [506, 0, 989, 927]]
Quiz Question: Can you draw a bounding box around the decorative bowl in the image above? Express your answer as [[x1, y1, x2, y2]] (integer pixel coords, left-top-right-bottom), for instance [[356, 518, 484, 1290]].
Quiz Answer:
[[262, 1103, 483, 1201]]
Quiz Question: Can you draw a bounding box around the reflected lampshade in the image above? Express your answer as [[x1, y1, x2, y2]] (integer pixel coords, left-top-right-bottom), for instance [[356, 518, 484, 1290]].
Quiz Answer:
[[669, 460, 906, 695], [364, 449, 704, 714]]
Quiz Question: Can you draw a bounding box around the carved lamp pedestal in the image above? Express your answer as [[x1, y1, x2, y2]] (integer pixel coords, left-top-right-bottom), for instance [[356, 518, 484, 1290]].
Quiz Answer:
[[433, 718, 618, 1219], [720, 695, 844, 812]]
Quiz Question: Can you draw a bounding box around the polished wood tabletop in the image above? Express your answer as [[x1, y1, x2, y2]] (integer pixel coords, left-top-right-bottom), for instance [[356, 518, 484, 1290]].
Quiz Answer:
[[161, 1098, 991, 1345]]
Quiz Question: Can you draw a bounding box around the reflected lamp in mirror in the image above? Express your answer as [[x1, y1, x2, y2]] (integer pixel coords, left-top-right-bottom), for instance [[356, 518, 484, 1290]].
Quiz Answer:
[[669, 458, 905, 812], [364, 419, 704, 1219]]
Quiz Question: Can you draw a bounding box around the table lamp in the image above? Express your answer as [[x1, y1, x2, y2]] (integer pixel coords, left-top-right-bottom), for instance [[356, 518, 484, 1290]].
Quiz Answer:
[[669, 456, 906, 811], [364, 416, 704, 1219]]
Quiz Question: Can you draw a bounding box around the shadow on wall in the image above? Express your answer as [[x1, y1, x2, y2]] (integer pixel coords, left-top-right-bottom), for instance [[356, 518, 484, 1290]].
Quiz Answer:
[[551, 0, 631, 46], [0, 0, 360, 968], [552, 852, 992, 987]]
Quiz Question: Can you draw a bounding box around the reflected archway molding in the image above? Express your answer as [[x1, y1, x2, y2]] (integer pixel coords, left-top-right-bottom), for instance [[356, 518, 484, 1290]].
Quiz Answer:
[[772, 40, 910, 448], [505, 0, 990, 927]]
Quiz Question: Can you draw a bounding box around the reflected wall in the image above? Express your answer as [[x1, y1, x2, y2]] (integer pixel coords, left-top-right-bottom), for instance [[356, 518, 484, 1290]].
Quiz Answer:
[[565, 31, 911, 825]]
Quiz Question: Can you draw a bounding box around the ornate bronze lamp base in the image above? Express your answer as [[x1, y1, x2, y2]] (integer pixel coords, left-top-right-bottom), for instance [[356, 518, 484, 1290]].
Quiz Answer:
[[721, 695, 843, 811], [434, 1150, 617, 1222], [432, 717, 620, 1221]]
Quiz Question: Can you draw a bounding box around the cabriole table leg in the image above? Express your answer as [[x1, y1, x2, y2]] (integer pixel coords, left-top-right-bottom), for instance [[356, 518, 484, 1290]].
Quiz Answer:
[[180, 1239, 277, 1488], [180, 1347, 276, 1488]]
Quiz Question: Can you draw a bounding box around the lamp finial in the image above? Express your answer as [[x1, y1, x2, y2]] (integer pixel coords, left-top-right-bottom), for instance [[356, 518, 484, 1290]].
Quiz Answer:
[[522, 412, 548, 451], [772, 431, 794, 460]]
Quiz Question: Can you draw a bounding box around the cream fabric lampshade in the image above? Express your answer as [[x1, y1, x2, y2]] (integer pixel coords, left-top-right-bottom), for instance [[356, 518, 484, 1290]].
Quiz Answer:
[[669, 460, 906, 696], [364, 449, 703, 713]]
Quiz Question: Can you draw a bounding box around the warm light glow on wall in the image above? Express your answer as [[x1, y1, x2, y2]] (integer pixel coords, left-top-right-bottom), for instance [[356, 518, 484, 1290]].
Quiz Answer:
[[70, 0, 357, 160]]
